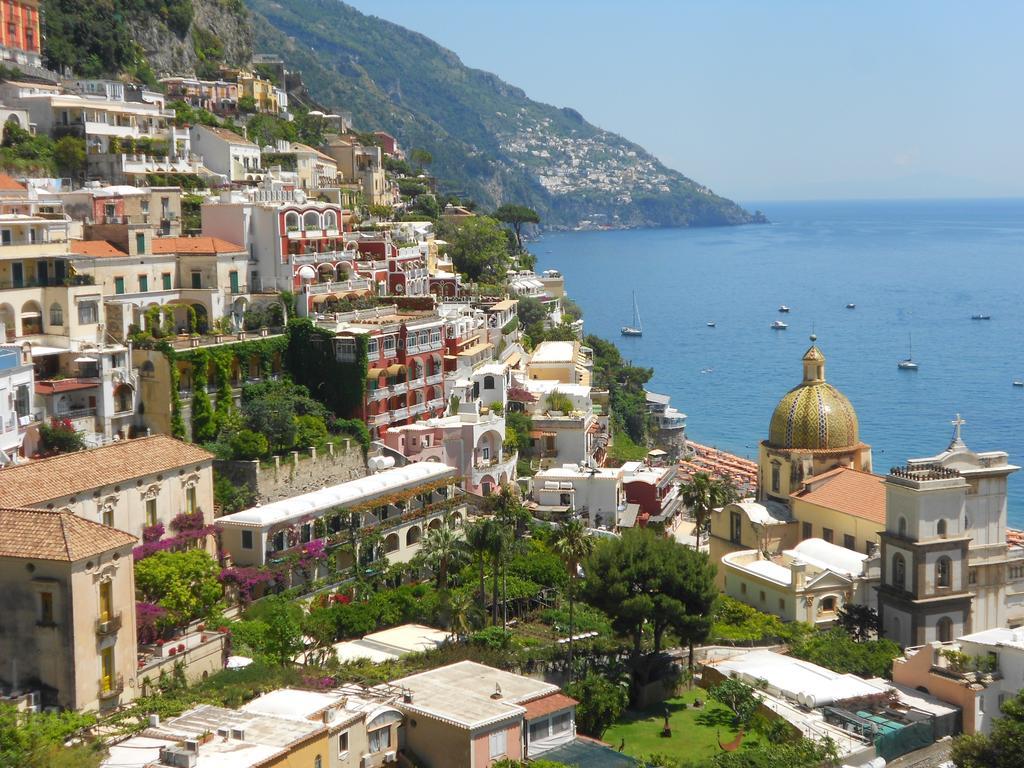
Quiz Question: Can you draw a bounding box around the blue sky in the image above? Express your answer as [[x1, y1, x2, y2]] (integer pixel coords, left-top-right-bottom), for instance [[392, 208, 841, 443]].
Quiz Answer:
[[343, 1, 1023, 201]]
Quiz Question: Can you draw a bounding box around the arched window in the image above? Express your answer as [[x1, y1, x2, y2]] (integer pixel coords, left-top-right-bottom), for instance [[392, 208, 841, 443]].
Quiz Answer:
[[284, 211, 299, 231], [484, 375, 495, 390], [936, 617, 953, 643], [49, 302, 63, 326], [936, 556, 952, 588], [819, 596, 837, 614], [323, 210, 337, 230], [893, 553, 907, 589], [314, 756, 322, 768], [937, 519, 947, 538], [303, 210, 321, 230], [898, 516, 907, 537]]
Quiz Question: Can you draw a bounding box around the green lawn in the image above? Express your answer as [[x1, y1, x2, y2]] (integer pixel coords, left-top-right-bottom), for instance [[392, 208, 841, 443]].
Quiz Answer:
[[603, 688, 762, 764]]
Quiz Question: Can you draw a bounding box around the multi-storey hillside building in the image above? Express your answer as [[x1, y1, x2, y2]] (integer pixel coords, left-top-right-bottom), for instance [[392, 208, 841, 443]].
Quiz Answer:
[[0, 507, 137, 712], [0, 183, 143, 444], [56, 184, 183, 237], [0, 343, 33, 461], [190, 124, 263, 183], [201, 181, 356, 308], [0, 434, 215, 545], [159, 76, 239, 114], [0, 0, 40, 67], [320, 306, 447, 437], [134, 332, 286, 440], [382, 399, 517, 496], [322, 135, 390, 205], [8, 87, 201, 183], [71, 233, 252, 338]]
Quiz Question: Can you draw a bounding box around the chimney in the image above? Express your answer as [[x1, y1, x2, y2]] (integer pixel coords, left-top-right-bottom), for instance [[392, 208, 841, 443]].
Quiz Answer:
[[791, 560, 807, 590]]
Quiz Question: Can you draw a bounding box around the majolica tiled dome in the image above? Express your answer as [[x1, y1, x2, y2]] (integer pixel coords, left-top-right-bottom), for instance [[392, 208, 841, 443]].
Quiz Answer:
[[768, 338, 859, 450]]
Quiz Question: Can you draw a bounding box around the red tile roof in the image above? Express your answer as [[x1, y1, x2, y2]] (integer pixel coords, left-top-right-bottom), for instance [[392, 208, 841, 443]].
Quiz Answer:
[[522, 692, 578, 720], [0, 507, 136, 561], [0, 435, 213, 507], [35, 378, 99, 395], [151, 236, 245, 255], [69, 240, 128, 258], [791, 466, 886, 524], [0, 173, 26, 191]]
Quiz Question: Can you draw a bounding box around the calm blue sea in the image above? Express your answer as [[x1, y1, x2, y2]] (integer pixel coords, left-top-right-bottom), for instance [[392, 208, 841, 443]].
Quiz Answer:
[[536, 199, 1024, 526]]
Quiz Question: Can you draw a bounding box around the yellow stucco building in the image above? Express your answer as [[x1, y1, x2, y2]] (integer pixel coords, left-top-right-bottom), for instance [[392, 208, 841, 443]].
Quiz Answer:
[[710, 338, 885, 589]]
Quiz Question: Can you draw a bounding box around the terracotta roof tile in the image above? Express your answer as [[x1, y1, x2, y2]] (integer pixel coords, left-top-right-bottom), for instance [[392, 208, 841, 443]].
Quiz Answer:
[[35, 378, 100, 395], [791, 466, 886, 524], [198, 125, 256, 146], [0, 435, 213, 507], [151, 236, 245, 255], [0, 173, 26, 191], [0, 507, 136, 561], [70, 240, 128, 258], [522, 692, 578, 720]]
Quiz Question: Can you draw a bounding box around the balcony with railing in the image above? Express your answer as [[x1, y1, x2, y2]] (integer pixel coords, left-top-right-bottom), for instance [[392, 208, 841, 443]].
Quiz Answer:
[[427, 398, 445, 411], [96, 612, 122, 636], [292, 250, 353, 265], [98, 673, 124, 699], [304, 278, 373, 295], [425, 373, 444, 386]]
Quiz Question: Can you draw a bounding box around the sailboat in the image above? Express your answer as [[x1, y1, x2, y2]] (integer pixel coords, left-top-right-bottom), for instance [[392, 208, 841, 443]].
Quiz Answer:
[[621, 291, 642, 337], [898, 333, 918, 370]]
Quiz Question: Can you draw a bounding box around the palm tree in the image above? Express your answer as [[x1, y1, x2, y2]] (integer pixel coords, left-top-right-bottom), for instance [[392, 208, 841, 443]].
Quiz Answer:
[[681, 473, 738, 540], [553, 517, 595, 682], [464, 521, 492, 619], [447, 588, 477, 641], [487, 521, 511, 628], [422, 522, 460, 591]]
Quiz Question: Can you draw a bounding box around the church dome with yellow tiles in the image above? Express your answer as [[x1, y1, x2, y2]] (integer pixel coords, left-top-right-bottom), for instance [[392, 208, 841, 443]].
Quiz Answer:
[[767, 336, 859, 450]]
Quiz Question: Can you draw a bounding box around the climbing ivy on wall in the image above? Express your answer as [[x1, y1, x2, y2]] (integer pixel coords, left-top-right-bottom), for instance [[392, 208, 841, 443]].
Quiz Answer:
[[160, 335, 289, 443], [285, 318, 368, 419]]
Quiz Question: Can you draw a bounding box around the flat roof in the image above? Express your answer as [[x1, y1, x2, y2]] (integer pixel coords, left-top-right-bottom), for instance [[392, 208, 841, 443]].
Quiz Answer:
[[241, 688, 343, 720], [361, 624, 452, 655], [218, 462, 455, 529], [959, 626, 1024, 649], [333, 639, 400, 664], [388, 661, 559, 730], [531, 341, 576, 364], [713, 650, 883, 709]]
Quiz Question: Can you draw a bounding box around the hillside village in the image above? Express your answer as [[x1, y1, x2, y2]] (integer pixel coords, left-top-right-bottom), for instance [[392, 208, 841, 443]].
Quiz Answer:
[[0, 6, 1021, 768]]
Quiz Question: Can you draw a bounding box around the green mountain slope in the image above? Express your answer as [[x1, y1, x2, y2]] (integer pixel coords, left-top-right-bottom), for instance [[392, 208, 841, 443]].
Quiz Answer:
[[245, 0, 761, 229]]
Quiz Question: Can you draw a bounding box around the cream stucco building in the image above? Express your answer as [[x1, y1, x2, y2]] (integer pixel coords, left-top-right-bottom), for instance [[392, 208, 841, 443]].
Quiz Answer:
[[0, 507, 137, 712]]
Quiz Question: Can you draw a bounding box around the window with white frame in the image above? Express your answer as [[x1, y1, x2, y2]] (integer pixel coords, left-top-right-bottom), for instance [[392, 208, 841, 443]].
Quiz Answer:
[[551, 712, 571, 734], [430, 330, 441, 347], [488, 729, 507, 759], [528, 719, 548, 742], [336, 338, 357, 362], [367, 338, 379, 358], [383, 336, 396, 354], [368, 727, 391, 753]]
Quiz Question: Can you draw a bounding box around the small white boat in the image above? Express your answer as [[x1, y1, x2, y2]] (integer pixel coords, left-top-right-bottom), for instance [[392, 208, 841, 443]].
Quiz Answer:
[[706, 321, 716, 327], [971, 313, 991, 320], [846, 303, 856, 309], [778, 305, 791, 313], [621, 290, 642, 337], [771, 320, 788, 330], [1014, 380, 1024, 388], [898, 333, 918, 370]]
